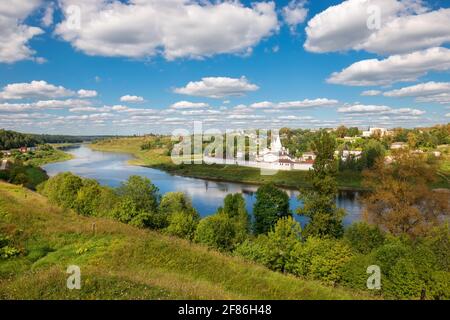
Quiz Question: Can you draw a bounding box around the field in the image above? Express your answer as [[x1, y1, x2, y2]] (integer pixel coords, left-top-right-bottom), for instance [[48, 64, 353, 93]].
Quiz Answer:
[[0, 181, 368, 299], [90, 137, 364, 190]]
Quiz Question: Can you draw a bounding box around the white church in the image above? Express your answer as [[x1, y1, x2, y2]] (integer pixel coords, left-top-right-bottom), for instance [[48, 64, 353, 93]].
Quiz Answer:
[[204, 134, 316, 171]]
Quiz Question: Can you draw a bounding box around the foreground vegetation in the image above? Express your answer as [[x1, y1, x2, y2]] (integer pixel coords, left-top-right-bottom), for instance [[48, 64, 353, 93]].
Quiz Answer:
[[0, 181, 363, 300]]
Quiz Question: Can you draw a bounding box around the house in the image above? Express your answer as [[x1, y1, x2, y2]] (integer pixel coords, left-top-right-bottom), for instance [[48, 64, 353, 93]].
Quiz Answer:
[[0, 150, 12, 157], [362, 127, 392, 138], [0, 159, 9, 171], [390, 142, 408, 150], [335, 150, 362, 161], [300, 152, 316, 162]]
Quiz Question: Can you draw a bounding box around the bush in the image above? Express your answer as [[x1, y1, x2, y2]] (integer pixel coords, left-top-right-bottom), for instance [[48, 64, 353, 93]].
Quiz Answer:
[[383, 257, 425, 299], [264, 217, 302, 272], [344, 222, 385, 254], [194, 214, 236, 251], [288, 237, 353, 284], [39, 172, 83, 209], [165, 211, 199, 240], [234, 236, 270, 266]]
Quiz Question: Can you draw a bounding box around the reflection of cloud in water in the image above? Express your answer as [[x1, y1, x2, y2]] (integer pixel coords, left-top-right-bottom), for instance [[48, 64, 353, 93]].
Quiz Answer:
[[44, 145, 364, 223]]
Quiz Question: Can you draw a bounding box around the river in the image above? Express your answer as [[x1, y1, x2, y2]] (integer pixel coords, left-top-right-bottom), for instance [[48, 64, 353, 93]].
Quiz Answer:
[[43, 145, 364, 226]]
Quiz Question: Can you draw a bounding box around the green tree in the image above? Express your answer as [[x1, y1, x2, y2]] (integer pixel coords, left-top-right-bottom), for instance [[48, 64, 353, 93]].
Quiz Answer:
[[165, 211, 199, 240], [116, 175, 159, 213], [343, 222, 385, 254], [253, 183, 290, 235], [361, 139, 386, 169], [221, 193, 250, 242], [297, 130, 345, 238], [194, 213, 236, 251], [39, 172, 83, 209]]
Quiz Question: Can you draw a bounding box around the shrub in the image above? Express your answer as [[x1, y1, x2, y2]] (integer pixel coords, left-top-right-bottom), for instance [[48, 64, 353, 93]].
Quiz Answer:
[[194, 214, 236, 251], [383, 257, 425, 299], [39, 172, 83, 209], [234, 236, 270, 266], [264, 217, 302, 272], [344, 222, 385, 254], [165, 211, 199, 240], [288, 237, 353, 284]]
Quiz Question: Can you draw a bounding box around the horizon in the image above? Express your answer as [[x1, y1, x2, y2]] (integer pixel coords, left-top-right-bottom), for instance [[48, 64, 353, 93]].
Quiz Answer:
[[1, 0, 450, 135]]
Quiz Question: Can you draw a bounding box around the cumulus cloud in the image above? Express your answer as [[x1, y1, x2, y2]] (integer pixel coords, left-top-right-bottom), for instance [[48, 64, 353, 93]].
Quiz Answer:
[[120, 95, 145, 103], [55, 0, 279, 61], [0, 0, 44, 63], [170, 101, 210, 109], [383, 81, 450, 97], [0, 80, 74, 100], [0, 99, 92, 112], [338, 104, 425, 116], [282, 0, 308, 32], [174, 76, 259, 99], [361, 90, 382, 96], [304, 0, 450, 55], [78, 89, 98, 98], [327, 47, 450, 86]]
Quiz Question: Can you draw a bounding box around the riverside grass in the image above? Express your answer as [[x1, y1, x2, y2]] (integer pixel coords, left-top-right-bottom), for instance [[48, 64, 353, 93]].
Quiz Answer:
[[90, 137, 365, 190], [0, 181, 369, 300], [90, 137, 450, 190]]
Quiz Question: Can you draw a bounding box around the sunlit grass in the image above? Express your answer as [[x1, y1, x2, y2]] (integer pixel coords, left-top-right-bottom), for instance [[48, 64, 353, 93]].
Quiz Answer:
[[0, 181, 369, 300]]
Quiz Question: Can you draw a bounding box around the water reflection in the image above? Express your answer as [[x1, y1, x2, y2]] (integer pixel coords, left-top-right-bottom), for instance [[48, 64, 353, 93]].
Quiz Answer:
[[44, 145, 364, 225]]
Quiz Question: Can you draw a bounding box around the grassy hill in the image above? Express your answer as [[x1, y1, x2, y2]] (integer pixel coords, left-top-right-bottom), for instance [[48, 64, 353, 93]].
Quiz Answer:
[[0, 182, 368, 300]]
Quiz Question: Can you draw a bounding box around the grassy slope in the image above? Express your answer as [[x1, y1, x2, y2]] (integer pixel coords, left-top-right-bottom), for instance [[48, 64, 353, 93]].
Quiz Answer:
[[90, 138, 364, 190], [24, 149, 74, 167], [0, 182, 367, 300]]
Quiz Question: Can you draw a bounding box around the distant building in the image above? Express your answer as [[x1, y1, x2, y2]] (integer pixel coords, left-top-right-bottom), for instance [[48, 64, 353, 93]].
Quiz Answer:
[[335, 150, 362, 161], [390, 142, 408, 150], [362, 127, 391, 138]]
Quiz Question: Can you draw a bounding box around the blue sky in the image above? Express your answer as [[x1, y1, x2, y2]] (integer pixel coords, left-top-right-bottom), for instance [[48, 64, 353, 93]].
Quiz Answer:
[[0, 0, 449, 135]]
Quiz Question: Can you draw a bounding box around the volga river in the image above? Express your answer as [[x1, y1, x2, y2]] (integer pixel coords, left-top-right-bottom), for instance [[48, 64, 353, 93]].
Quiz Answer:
[[43, 145, 364, 226]]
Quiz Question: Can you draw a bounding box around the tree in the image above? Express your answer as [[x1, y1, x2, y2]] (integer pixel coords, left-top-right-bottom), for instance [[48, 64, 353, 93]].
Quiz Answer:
[[165, 211, 199, 240], [361, 139, 386, 169], [159, 192, 197, 216], [264, 216, 302, 272], [160, 192, 200, 239], [114, 175, 162, 229], [343, 222, 385, 254], [221, 193, 250, 241], [335, 125, 348, 138], [253, 183, 290, 235], [39, 172, 83, 209], [194, 214, 236, 251], [297, 130, 345, 238], [116, 175, 159, 213], [363, 149, 449, 238]]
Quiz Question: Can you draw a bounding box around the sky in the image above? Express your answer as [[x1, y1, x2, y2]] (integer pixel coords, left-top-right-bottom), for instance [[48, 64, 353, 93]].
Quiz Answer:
[[0, 0, 450, 135]]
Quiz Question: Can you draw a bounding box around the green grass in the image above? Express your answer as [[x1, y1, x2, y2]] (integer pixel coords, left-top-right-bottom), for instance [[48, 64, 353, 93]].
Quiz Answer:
[[90, 137, 450, 190], [0, 181, 369, 300], [90, 138, 364, 190], [23, 149, 74, 167]]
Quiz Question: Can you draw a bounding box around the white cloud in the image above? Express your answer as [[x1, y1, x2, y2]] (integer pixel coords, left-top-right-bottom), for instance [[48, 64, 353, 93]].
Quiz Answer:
[[55, 0, 279, 61], [0, 80, 74, 100], [328, 47, 450, 86], [170, 101, 209, 109], [276, 98, 338, 109], [416, 93, 450, 105], [338, 104, 425, 116], [0, 0, 44, 63], [78, 89, 98, 98], [383, 81, 450, 97], [0, 99, 91, 112], [304, 0, 450, 55], [120, 95, 145, 103], [174, 76, 259, 98], [282, 0, 308, 32], [361, 90, 381, 96], [41, 3, 54, 27]]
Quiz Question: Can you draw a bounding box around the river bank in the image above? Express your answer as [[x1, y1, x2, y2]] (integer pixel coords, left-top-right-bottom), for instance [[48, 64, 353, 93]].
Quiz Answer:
[[89, 137, 366, 191]]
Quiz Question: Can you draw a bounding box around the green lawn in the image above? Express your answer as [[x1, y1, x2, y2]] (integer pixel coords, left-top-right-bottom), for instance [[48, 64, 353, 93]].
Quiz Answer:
[[0, 181, 369, 299]]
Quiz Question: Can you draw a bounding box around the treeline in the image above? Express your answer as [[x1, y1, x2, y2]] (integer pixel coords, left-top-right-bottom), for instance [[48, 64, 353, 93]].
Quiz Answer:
[[0, 129, 117, 149], [38, 132, 449, 299]]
